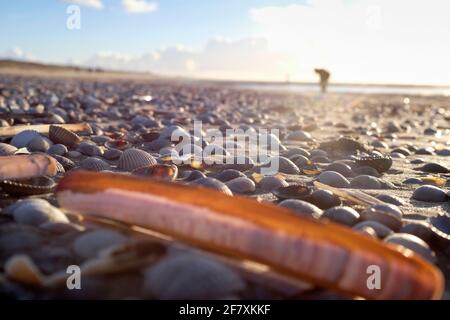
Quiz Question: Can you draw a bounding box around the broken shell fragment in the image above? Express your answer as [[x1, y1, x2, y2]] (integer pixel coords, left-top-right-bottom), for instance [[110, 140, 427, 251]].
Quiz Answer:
[[56, 171, 444, 300]]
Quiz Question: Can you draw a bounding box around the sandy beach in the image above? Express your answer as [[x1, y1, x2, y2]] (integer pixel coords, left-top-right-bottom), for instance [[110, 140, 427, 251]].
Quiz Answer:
[[0, 70, 448, 300]]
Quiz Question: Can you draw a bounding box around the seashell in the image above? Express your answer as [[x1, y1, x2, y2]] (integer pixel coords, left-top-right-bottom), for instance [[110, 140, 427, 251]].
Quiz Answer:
[[403, 177, 423, 185], [412, 185, 448, 202], [103, 148, 122, 160], [117, 148, 157, 172], [416, 162, 450, 174], [141, 130, 160, 142], [291, 155, 310, 168], [258, 175, 288, 192], [310, 155, 331, 163], [282, 147, 310, 158], [220, 156, 254, 171], [384, 234, 436, 264], [310, 149, 328, 158], [214, 169, 245, 182], [73, 229, 128, 260], [376, 194, 405, 206], [355, 155, 392, 173], [319, 137, 370, 156], [429, 215, 450, 246], [144, 253, 245, 299], [353, 221, 394, 239], [350, 175, 384, 189], [179, 170, 206, 182], [225, 177, 255, 194], [77, 141, 103, 157], [0, 224, 43, 257], [132, 164, 178, 181], [48, 125, 82, 148], [415, 147, 435, 155], [0, 154, 57, 180], [79, 157, 112, 172], [0, 176, 56, 196], [27, 136, 53, 152], [309, 189, 342, 210], [105, 139, 131, 151], [325, 162, 353, 177], [8, 198, 68, 226], [278, 199, 322, 219], [360, 204, 403, 231], [47, 144, 68, 156], [272, 184, 313, 201], [420, 176, 446, 188], [353, 166, 381, 177], [0, 142, 18, 156], [316, 171, 350, 188], [51, 154, 75, 171], [285, 130, 312, 141], [322, 206, 360, 226], [56, 171, 445, 299], [400, 221, 434, 243], [260, 156, 300, 175], [189, 177, 233, 196], [10, 130, 40, 148]]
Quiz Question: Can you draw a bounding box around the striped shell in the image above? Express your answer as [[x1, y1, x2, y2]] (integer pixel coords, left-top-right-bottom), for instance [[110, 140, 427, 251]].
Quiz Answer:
[[79, 157, 111, 172], [51, 155, 76, 171], [1, 176, 56, 196], [117, 148, 157, 172], [56, 171, 444, 300], [49, 125, 82, 148]]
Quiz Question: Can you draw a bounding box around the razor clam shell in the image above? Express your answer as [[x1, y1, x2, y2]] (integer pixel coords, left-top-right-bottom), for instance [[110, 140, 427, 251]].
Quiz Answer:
[[56, 171, 444, 300], [117, 148, 157, 172], [0, 154, 58, 180]]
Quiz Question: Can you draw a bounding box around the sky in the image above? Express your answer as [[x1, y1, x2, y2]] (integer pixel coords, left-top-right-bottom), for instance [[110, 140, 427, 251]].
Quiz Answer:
[[0, 0, 449, 85]]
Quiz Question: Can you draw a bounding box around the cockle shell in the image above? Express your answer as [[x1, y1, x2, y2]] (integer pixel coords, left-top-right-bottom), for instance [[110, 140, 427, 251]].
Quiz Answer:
[[117, 148, 157, 172], [48, 125, 82, 148], [0, 176, 56, 196], [56, 171, 444, 299], [79, 157, 111, 172]]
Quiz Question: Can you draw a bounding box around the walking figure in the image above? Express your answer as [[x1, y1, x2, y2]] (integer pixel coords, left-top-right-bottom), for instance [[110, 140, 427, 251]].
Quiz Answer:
[[314, 68, 330, 93]]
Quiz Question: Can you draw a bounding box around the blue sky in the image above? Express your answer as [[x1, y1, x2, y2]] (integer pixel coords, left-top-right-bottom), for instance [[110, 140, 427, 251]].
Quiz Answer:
[[1, 0, 450, 84]]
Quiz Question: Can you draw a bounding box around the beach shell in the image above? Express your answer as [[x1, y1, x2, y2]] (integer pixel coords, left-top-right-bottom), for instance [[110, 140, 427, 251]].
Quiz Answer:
[[55, 171, 445, 299], [355, 155, 392, 173], [77, 141, 103, 157], [291, 155, 310, 168], [353, 166, 381, 177], [400, 221, 434, 243], [322, 206, 360, 226], [272, 184, 313, 201], [258, 176, 288, 192], [412, 185, 448, 202], [189, 177, 233, 196], [79, 157, 112, 172], [417, 162, 450, 174], [10, 130, 41, 148], [214, 169, 245, 182], [117, 148, 157, 172], [132, 164, 178, 181], [144, 253, 245, 299], [51, 155, 75, 171], [48, 125, 82, 148], [103, 148, 122, 160], [278, 199, 322, 219], [429, 215, 450, 246], [27, 136, 53, 152], [47, 144, 68, 156], [309, 189, 342, 209], [376, 194, 405, 206], [9, 199, 68, 226], [353, 221, 394, 239], [283, 147, 310, 158], [261, 156, 300, 175], [317, 171, 350, 188], [360, 204, 403, 231], [325, 162, 353, 177], [0, 225, 43, 258], [179, 170, 206, 182], [73, 229, 128, 260], [350, 175, 383, 189], [225, 177, 255, 194], [105, 139, 131, 151], [0, 143, 18, 156], [384, 234, 436, 264], [286, 130, 312, 141], [0, 176, 56, 196]]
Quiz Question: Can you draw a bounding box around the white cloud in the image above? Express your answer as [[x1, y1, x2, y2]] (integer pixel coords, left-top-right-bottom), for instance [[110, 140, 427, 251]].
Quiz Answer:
[[83, 38, 297, 81], [0, 47, 35, 61], [63, 0, 103, 9], [250, 0, 450, 84], [122, 0, 158, 13]]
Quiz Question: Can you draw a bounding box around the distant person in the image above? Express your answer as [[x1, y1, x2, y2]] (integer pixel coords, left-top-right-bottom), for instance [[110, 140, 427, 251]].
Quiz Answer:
[[314, 68, 330, 93]]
